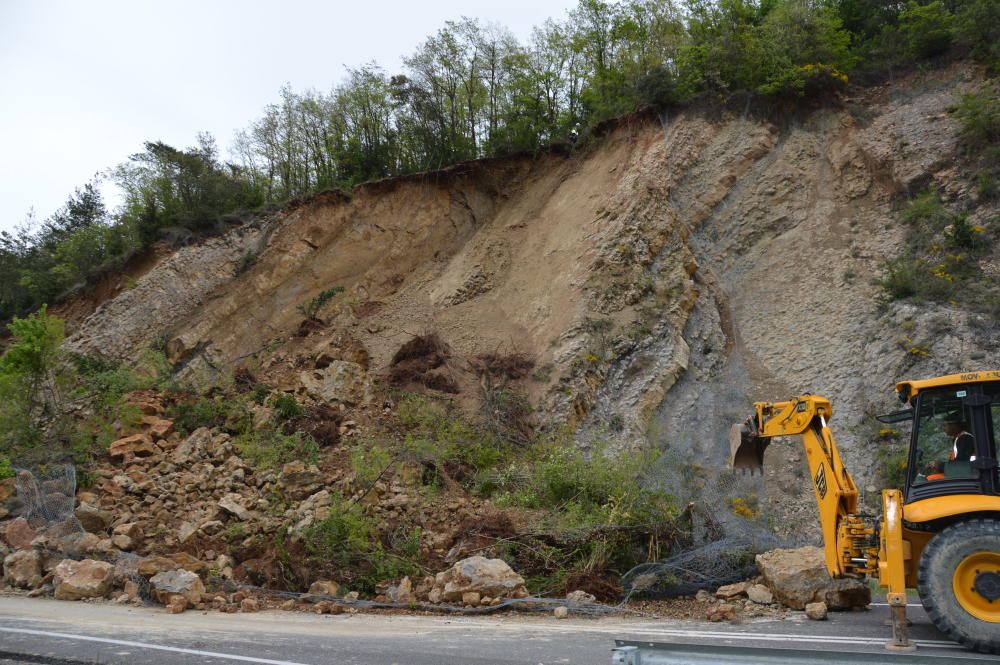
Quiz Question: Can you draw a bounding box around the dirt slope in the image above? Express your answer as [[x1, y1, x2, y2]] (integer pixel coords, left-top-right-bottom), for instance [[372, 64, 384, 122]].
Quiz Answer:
[[66, 62, 999, 538]]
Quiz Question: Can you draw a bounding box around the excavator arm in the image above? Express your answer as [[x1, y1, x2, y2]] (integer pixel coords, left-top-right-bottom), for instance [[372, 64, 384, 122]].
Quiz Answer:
[[731, 395, 914, 650]]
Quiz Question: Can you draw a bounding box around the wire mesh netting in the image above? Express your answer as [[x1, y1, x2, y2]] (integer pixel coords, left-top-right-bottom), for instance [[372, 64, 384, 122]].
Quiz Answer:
[[14, 463, 83, 542]]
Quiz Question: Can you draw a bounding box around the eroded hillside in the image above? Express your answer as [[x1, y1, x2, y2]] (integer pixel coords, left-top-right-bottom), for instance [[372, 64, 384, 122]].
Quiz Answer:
[[65, 62, 999, 538]]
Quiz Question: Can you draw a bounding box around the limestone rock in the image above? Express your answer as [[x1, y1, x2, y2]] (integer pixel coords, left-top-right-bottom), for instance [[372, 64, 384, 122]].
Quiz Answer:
[[52, 559, 113, 600], [746, 584, 774, 605], [164, 595, 188, 613], [707, 603, 737, 622], [4, 549, 42, 588], [4, 517, 36, 550], [138, 555, 179, 577], [74, 503, 112, 533], [554, 606, 569, 619], [805, 601, 828, 620], [108, 433, 161, 463], [715, 581, 749, 599], [308, 580, 340, 597], [389, 577, 415, 604], [278, 461, 324, 499], [241, 597, 260, 613], [566, 590, 597, 605], [218, 494, 251, 521], [756, 547, 870, 610], [150, 569, 205, 605], [462, 591, 481, 606], [430, 556, 528, 602], [299, 361, 371, 406]]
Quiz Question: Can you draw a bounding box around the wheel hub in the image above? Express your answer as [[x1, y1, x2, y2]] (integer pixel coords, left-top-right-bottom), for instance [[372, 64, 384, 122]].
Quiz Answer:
[[975, 571, 1000, 603], [953, 551, 1000, 622]]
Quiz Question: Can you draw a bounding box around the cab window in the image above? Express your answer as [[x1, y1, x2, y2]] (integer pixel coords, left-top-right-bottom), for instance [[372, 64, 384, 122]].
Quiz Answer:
[[911, 387, 978, 485]]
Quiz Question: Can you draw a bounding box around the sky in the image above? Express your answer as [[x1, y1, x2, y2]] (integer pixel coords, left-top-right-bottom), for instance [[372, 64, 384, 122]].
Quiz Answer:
[[0, 0, 577, 234]]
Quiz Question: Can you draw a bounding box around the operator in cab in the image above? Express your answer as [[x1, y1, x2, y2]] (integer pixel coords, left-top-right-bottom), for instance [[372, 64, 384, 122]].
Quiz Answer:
[[944, 413, 975, 461]]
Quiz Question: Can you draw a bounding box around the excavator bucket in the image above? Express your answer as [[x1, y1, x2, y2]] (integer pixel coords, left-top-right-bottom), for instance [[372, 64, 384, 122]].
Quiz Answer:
[[729, 419, 768, 474]]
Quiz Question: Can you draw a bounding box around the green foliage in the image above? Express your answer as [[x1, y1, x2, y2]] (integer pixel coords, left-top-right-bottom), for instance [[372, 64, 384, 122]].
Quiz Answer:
[[170, 396, 249, 435], [878, 190, 993, 309], [0, 454, 13, 479], [952, 86, 1000, 149], [0, 305, 64, 381], [899, 1, 954, 59], [270, 393, 305, 420], [236, 428, 319, 469], [302, 493, 421, 594], [350, 441, 394, 486], [296, 286, 345, 320]]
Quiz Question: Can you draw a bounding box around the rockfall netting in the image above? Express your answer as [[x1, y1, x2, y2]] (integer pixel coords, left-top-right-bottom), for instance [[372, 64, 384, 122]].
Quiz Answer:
[[14, 463, 83, 542]]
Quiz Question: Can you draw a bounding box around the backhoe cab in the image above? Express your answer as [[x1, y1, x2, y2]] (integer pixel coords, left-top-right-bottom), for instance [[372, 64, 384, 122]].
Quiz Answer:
[[731, 371, 1000, 654]]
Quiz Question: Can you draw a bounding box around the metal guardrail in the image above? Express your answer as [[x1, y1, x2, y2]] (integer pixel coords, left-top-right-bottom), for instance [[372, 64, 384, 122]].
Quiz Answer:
[[611, 640, 990, 665]]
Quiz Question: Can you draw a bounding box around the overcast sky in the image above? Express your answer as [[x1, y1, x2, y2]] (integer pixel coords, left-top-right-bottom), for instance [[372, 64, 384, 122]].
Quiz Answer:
[[0, 0, 577, 234]]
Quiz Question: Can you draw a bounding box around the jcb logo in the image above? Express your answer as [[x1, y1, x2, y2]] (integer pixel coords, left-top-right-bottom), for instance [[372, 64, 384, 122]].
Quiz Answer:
[[815, 464, 828, 499]]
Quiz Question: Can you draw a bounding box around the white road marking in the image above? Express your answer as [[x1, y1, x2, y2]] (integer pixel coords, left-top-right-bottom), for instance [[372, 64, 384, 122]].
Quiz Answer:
[[869, 603, 923, 608], [0, 626, 314, 665], [446, 618, 963, 649]]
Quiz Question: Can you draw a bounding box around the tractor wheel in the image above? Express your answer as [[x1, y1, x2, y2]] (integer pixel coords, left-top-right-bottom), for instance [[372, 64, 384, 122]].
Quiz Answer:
[[917, 518, 1000, 654]]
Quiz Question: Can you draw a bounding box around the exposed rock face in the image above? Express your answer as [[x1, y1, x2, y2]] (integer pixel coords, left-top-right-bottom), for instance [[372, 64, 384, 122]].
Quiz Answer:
[[756, 547, 870, 610], [299, 361, 371, 406], [3, 549, 42, 588], [430, 556, 528, 602], [150, 569, 205, 605], [52, 559, 113, 600]]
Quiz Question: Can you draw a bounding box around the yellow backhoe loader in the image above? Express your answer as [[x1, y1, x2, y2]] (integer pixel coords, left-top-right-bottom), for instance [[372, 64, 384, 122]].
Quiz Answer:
[[730, 371, 1000, 653]]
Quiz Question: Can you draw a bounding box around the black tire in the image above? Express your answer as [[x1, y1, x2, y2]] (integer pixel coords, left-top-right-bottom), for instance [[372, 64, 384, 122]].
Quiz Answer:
[[916, 518, 1000, 654]]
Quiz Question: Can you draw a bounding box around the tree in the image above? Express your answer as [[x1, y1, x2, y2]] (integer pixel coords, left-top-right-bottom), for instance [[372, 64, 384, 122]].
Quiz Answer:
[[899, 1, 954, 59]]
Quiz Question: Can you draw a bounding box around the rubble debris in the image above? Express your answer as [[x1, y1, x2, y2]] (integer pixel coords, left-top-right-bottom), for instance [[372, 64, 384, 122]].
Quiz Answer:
[[756, 547, 870, 610], [52, 559, 113, 600], [805, 601, 828, 620]]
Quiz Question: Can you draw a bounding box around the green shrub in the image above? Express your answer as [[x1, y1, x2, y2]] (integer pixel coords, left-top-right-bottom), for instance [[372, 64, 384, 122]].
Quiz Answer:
[[236, 428, 318, 468], [170, 397, 240, 434], [953, 87, 1000, 149], [297, 286, 345, 320], [270, 393, 304, 420], [0, 454, 14, 479], [899, 1, 954, 59], [350, 441, 394, 485]]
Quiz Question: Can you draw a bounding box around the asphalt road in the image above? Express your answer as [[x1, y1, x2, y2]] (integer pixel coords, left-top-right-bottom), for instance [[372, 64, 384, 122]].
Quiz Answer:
[[0, 596, 992, 665]]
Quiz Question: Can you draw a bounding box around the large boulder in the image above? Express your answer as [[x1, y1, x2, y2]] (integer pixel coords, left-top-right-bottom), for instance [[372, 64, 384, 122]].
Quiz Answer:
[[3, 549, 42, 588], [150, 569, 205, 605], [430, 556, 528, 602], [3, 517, 36, 550], [52, 559, 114, 600], [756, 546, 870, 610]]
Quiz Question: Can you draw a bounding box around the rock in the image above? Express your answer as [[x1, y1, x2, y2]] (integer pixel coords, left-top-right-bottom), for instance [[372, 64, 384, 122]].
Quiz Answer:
[[314, 601, 345, 614], [345, 591, 359, 601], [695, 589, 713, 603], [278, 461, 324, 499], [299, 361, 371, 406], [3, 518, 36, 550], [150, 569, 205, 605], [56, 531, 102, 556], [390, 577, 416, 604], [138, 555, 179, 577], [199, 520, 224, 537], [308, 580, 340, 597], [280, 599, 297, 611], [805, 601, 828, 620], [554, 606, 569, 619], [707, 603, 737, 622], [74, 503, 112, 533], [169, 551, 208, 575], [823, 577, 873, 610], [715, 581, 750, 599], [164, 595, 188, 614], [756, 547, 870, 610], [462, 591, 481, 607], [111, 534, 134, 551], [566, 590, 597, 605], [108, 433, 161, 463], [4, 549, 42, 588], [114, 522, 142, 541], [218, 494, 251, 521], [141, 416, 174, 440], [241, 598, 260, 613], [178, 521, 198, 544], [52, 559, 114, 600], [746, 584, 774, 605], [431, 556, 528, 602]]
